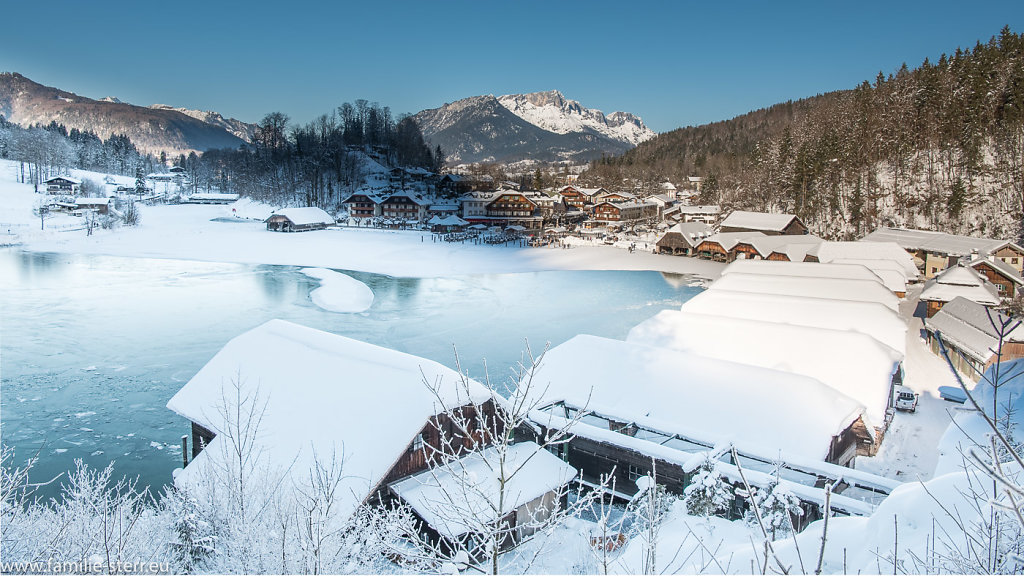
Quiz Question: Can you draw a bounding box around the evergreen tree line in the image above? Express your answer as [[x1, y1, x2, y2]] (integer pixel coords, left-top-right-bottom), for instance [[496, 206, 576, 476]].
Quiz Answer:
[[583, 26, 1024, 241], [188, 100, 445, 209], [0, 116, 158, 189]]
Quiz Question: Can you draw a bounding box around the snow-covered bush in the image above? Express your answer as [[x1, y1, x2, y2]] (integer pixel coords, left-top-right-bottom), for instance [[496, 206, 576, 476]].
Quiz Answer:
[[746, 467, 802, 541], [683, 455, 733, 517]]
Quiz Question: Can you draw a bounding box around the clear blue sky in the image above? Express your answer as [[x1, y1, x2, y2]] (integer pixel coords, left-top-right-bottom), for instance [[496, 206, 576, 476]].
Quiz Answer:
[[2, 1, 1021, 134]]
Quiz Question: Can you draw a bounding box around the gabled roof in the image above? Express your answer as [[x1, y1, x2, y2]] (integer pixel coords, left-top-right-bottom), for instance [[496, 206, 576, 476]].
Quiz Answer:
[[862, 227, 1020, 259], [167, 320, 492, 522], [627, 311, 903, 429], [390, 442, 577, 539], [925, 297, 1024, 362], [920, 265, 1001, 305], [720, 210, 801, 232], [829, 258, 911, 293], [808, 241, 919, 280], [742, 234, 824, 258], [267, 207, 335, 226], [524, 335, 868, 462], [970, 257, 1024, 286], [697, 231, 766, 251], [44, 175, 81, 183], [681, 288, 906, 355], [658, 222, 713, 248]]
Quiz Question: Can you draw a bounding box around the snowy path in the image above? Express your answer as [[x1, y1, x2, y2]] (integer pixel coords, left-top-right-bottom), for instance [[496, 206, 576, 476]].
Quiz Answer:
[[856, 284, 962, 481]]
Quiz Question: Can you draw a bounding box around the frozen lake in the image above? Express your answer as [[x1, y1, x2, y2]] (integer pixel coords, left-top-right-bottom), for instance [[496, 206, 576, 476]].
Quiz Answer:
[[0, 249, 702, 497]]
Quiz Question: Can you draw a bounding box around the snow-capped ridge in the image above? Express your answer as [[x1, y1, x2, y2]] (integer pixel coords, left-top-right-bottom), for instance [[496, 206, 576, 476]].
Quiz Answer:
[[497, 90, 656, 146]]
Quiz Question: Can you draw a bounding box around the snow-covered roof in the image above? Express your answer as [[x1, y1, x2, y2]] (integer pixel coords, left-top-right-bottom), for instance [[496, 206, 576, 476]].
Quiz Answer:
[[659, 222, 712, 247], [920, 265, 1001, 306], [720, 210, 800, 232], [73, 197, 111, 206], [708, 272, 900, 312], [45, 176, 82, 184], [743, 235, 824, 258], [267, 207, 335, 226], [681, 288, 906, 355], [925, 297, 1024, 363], [807, 241, 919, 280], [167, 320, 493, 521], [970, 257, 1024, 285], [660, 182, 677, 190], [188, 193, 240, 201], [862, 227, 1019, 259], [829, 258, 910, 293], [678, 205, 720, 214], [523, 335, 868, 462], [721, 260, 884, 284], [697, 231, 766, 251], [389, 442, 577, 539], [627, 310, 903, 428]]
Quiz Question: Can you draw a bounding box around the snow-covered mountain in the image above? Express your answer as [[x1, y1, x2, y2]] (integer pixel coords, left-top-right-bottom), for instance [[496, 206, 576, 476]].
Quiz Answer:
[[0, 73, 248, 156], [148, 104, 256, 143], [497, 90, 655, 147], [414, 90, 656, 165]]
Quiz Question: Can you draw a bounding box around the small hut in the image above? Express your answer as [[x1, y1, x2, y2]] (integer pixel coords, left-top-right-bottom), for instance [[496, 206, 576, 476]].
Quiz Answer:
[[265, 207, 335, 232]]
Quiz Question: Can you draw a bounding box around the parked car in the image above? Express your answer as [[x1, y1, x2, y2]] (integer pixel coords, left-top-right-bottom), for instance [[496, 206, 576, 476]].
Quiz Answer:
[[893, 385, 919, 412]]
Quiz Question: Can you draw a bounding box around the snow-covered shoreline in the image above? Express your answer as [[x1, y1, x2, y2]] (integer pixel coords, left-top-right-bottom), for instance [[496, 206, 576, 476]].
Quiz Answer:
[[16, 203, 725, 280]]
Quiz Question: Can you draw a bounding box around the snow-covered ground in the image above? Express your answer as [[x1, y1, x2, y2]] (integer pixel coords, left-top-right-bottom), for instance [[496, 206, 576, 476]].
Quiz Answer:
[[300, 267, 375, 313], [0, 161, 724, 279], [856, 284, 967, 481]]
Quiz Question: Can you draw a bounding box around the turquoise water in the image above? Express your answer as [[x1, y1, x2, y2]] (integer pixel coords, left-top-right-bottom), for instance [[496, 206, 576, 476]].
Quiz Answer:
[[0, 250, 701, 496]]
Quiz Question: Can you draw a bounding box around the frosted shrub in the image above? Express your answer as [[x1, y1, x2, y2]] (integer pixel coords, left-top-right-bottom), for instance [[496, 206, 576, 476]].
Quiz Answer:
[[683, 455, 733, 517], [746, 470, 802, 541]]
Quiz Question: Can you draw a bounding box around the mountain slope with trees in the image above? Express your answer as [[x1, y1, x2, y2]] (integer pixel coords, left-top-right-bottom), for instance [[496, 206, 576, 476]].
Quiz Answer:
[[0, 73, 247, 156], [582, 27, 1024, 242]]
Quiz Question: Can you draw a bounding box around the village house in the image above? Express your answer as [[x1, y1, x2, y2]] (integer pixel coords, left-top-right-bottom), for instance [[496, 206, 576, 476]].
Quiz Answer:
[[924, 297, 1024, 381], [969, 256, 1023, 299], [379, 193, 427, 222], [342, 193, 382, 220], [693, 231, 765, 262], [556, 185, 601, 210], [167, 320, 576, 558], [719, 210, 808, 236], [861, 227, 1024, 278], [677, 204, 721, 225], [590, 200, 658, 223], [439, 174, 494, 195], [522, 334, 899, 528], [459, 190, 500, 220], [732, 234, 824, 262], [483, 191, 542, 229], [655, 222, 712, 256], [72, 197, 111, 215], [264, 207, 335, 232], [919, 264, 1002, 317], [44, 176, 81, 195], [658, 181, 678, 199]]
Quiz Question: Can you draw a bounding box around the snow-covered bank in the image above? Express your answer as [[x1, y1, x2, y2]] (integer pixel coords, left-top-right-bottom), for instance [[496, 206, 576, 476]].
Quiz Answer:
[[301, 267, 374, 313], [20, 202, 725, 279]]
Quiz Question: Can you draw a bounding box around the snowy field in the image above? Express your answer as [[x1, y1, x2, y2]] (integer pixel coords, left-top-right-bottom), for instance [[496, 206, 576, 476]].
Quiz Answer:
[[0, 160, 724, 279]]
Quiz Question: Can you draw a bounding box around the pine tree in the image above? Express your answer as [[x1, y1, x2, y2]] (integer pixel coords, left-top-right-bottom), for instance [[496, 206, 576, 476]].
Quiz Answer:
[[134, 165, 146, 196], [683, 455, 733, 517]]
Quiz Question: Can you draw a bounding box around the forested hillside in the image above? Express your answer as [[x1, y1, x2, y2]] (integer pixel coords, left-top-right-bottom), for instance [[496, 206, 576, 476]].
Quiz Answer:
[[582, 27, 1024, 241]]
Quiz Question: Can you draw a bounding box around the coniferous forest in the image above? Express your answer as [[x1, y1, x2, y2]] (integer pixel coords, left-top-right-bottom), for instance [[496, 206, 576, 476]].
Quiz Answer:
[[582, 26, 1024, 241]]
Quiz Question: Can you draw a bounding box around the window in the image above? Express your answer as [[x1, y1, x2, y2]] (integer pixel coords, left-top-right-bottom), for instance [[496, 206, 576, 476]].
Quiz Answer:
[[410, 433, 424, 453], [627, 464, 645, 482]]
